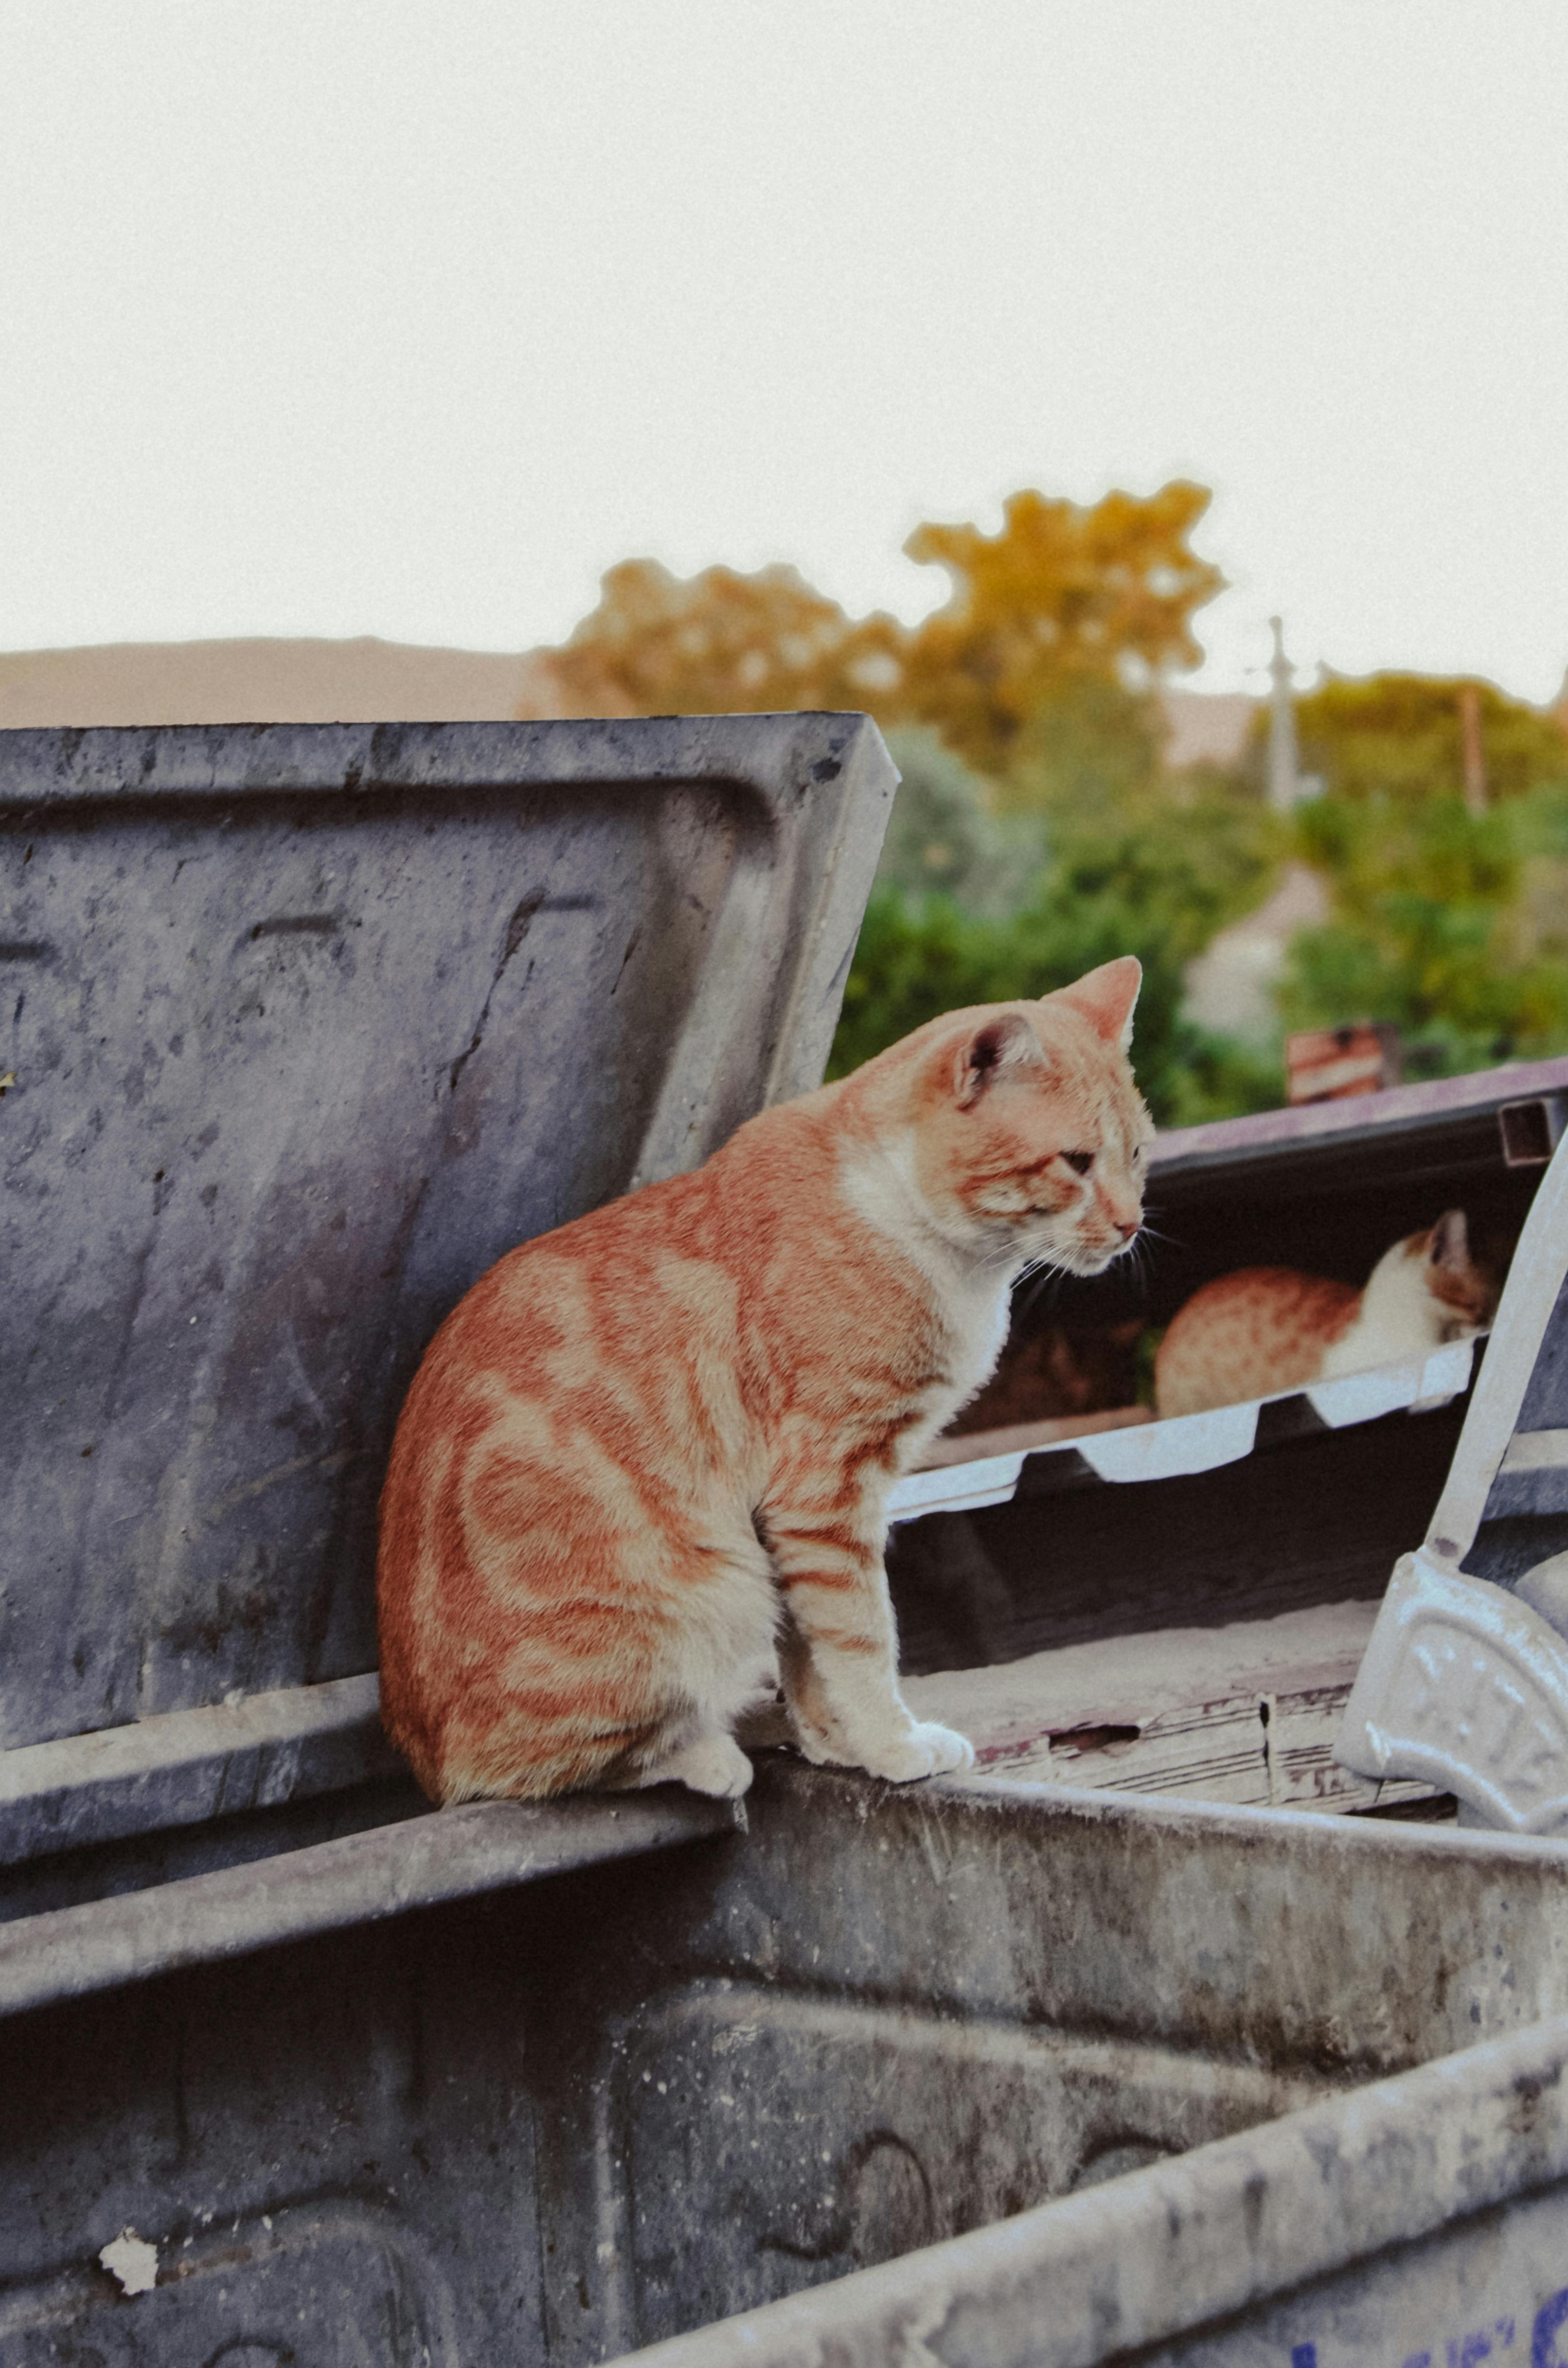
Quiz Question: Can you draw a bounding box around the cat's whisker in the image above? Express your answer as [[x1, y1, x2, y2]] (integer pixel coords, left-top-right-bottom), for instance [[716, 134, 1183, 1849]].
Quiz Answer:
[[1137, 1203, 1185, 1251]]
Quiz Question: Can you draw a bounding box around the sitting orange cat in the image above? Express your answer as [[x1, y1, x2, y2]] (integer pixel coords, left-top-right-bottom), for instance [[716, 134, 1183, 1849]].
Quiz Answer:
[[1153, 1210, 1499, 1419], [377, 958, 1152, 1805]]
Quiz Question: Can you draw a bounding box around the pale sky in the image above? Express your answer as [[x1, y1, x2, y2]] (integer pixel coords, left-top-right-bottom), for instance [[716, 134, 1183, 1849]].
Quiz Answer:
[[3, 0, 1566, 699]]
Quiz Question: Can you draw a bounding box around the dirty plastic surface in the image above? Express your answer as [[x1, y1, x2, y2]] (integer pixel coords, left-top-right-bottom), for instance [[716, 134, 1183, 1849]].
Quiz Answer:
[[6, 1758, 1568, 2365]]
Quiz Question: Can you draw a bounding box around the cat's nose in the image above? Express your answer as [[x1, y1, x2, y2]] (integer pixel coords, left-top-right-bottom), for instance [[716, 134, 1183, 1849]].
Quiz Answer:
[[1114, 1218, 1139, 1242]]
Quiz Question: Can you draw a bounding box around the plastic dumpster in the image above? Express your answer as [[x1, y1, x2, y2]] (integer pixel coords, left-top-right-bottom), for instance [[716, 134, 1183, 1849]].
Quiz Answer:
[[8, 717, 1568, 2367]]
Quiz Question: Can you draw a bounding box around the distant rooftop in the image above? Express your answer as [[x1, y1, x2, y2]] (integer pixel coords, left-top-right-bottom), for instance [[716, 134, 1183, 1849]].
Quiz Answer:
[[1156, 687, 1257, 771]]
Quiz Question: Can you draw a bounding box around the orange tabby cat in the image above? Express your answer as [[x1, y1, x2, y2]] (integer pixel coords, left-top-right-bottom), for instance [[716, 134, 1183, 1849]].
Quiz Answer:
[[1153, 1209, 1498, 1418], [377, 956, 1152, 1805]]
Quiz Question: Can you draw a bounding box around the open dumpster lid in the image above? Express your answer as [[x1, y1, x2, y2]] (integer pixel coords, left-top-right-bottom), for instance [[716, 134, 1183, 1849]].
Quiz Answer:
[[0, 715, 895, 1850]]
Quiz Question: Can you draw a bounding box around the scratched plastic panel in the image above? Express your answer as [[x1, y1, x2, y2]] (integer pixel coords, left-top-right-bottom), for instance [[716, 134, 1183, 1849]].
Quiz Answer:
[[0, 778, 746, 1749], [1139, 2199, 1568, 2368], [554, 1986, 1318, 2357], [0, 2204, 460, 2366]]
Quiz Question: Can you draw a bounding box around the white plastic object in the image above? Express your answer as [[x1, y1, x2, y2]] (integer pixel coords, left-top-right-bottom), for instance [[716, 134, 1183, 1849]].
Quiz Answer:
[[1076, 1400, 1258, 1482], [1336, 1130, 1568, 1829], [885, 1451, 1028, 1525], [887, 1341, 1474, 1525], [1305, 1336, 1474, 1428], [1336, 1551, 1568, 1834]]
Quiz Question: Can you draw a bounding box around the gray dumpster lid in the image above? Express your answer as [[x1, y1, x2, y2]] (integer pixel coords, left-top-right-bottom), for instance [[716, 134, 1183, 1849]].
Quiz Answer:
[[0, 715, 895, 1768]]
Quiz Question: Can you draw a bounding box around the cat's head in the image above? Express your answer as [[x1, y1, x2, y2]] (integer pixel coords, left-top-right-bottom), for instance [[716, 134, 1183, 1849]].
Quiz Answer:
[[1400, 1208, 1504, 1338], [853, 956, 1155, 1277]]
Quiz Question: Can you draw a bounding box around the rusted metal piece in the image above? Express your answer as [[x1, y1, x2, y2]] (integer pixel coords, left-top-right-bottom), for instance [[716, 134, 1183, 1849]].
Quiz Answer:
[[1285, 1020, 1404, 1105], [1148, 1048, 1568, 1197], [1501, 1092, 1568, 1168]]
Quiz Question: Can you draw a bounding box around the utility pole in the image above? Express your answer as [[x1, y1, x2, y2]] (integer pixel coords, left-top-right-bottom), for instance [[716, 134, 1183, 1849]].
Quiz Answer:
[[1267, 616, 1300, 815], [1457, 682, 1488, 817]]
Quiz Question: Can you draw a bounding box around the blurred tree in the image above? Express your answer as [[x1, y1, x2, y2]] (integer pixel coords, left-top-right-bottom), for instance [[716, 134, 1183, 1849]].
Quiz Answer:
[[828, 884, 1277, 1129], [976, 673, 1167, 829], [1288, 672, 1568, 807], [546, 558, 905, 718], [897, 483, 1223, 773], [1267, 672, 1568, 1073], [539, 489, 1297, 1124], [542, 482, 1223, 774], [831, 761, 1280, 1128], [1280, 786, 1568, 1074], [873, 729, 1048, 919]]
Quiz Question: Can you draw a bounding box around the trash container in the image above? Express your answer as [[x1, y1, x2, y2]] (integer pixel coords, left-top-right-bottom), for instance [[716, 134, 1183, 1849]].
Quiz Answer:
[[7, 717, 1568, 2368]]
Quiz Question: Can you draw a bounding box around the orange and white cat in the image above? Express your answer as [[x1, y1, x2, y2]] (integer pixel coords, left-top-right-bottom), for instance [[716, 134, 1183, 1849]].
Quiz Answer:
[[1153, 1210, 1499, 1418], [377, 957, 1152, 1805]]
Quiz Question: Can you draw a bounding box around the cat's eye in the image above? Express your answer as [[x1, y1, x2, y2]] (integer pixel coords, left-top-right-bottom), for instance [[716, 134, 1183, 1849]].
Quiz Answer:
[[1061, 1150, 1095, 1176]]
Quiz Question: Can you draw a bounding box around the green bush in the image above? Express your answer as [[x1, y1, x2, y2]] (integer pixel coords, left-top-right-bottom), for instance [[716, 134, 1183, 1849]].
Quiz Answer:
[[874, 729, 1047, 918], [831, 698, 1283, 1127], [1279, 782, 1568, 1075], [828, 882, 1278, 1129]]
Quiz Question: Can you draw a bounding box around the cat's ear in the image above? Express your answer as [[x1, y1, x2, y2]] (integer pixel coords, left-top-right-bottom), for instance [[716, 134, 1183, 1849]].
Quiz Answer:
[[952, 1011, 1043, 1108], [1429, 1209, 1470, 1271], [1047, 956, 1142, 1050]]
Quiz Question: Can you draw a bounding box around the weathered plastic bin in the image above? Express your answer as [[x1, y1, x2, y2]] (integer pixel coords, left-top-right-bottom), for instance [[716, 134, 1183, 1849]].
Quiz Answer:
[[9, 1757, 1568, 2365], [7, 718, 1568, 2367]]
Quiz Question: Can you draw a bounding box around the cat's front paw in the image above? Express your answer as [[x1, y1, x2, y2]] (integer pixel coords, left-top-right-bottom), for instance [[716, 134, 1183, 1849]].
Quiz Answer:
[[857, 1720, 976, 1783]]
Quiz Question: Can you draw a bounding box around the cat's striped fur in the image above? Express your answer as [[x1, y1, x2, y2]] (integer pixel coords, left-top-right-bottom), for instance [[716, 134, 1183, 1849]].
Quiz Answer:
[[376, 957, 1151, 1804]]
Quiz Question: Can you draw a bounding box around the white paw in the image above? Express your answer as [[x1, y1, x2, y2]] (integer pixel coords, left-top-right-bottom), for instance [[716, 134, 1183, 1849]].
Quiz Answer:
[[918, 1720, 977, 1776], [877, 1720, 976, 1782], [813, 1719, 975, 1784], [662, 1730, 755, 1800]]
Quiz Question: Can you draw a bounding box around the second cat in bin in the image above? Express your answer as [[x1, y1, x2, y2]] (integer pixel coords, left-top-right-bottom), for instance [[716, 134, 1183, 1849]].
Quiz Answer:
[[1153, 1210, 1500, 1418]]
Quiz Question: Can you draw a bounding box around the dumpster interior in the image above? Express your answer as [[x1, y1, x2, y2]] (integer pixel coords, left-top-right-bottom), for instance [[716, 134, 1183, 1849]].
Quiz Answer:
[[6, 1758, 1568, 2365]]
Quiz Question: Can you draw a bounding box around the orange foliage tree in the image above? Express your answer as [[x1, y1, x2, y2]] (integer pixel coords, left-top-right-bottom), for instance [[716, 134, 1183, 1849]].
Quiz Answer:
[[537, 482, 1224, 773], [897, 482, 1222, 772], [545, 559, 905, 720]]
